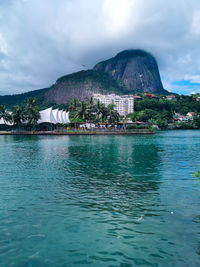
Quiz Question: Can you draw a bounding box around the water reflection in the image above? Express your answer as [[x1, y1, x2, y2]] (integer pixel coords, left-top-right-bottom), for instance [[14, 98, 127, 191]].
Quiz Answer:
[[48, 136, 164, 222], [0, 133, 200, 266]]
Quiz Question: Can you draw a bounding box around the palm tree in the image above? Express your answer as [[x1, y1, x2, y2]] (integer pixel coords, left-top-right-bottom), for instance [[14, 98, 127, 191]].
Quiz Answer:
[[75, 101, 88, 121], [11, 105, 26, 131], [11, 105, 25, 126], [69, 98, 80, 111], [0, 105, 12, 124], [88, 96, 94, 107], [95, 100, 107, 123], [24, 97, 40, 129], [107, 104, 120, 124]]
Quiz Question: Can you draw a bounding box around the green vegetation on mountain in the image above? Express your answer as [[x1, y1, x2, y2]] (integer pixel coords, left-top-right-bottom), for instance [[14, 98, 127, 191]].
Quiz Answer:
[[56, 69, 128, 94], [0, 88, 48, 108]]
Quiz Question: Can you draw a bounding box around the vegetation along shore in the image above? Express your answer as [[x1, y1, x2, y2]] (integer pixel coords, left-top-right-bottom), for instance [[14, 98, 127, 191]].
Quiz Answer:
[[1, 92, 200, 134]]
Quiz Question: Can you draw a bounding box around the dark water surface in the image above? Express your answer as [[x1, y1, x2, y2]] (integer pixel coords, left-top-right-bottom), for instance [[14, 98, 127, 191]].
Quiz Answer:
[[0, 131, 200, 266]]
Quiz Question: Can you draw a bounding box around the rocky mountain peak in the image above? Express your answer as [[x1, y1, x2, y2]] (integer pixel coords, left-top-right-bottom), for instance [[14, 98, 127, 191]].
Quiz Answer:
[[94, 49, 165, 94]]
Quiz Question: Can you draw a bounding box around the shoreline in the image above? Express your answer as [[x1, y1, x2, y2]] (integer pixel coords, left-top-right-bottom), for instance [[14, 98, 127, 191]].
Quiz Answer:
[[0, 130, 154, 136]]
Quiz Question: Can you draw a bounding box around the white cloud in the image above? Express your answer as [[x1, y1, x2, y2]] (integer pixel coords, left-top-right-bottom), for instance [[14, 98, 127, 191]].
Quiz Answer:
[[0, 0, 200, 94], [184, 75, 200, 84]]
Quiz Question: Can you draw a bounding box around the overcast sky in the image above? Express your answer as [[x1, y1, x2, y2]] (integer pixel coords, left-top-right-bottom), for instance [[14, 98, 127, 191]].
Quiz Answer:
[[0, 0, 200, 95]]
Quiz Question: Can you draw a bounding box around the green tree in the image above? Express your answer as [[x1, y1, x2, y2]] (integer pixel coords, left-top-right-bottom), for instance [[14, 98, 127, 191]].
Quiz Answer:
[[0, 105, 12, 124], [11, 105, 25, 126], [24, 98, 40, 128], [94, 100, 108, 123], [69, 98, 80, 111], [107, 104, 120, 123], [194, 114, 200, 128], [75, 101, 89, 121]]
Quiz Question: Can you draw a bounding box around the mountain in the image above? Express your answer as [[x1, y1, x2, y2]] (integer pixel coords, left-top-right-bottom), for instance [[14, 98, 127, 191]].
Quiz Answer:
[[0, 49, 168, 107], [94, 50, 166, 94], [44, 70, 128, 105], [0, 88, 48, 108]]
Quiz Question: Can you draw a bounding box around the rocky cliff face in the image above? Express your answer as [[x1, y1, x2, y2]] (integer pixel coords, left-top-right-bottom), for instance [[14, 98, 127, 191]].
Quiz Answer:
[[44, 50, 167, 104], [44, 70, 128, 105], [94, 50, 165, 94], [45, 79, 102, 105]]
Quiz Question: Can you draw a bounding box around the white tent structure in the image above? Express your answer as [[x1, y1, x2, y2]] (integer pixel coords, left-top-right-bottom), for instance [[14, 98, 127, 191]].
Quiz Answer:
[[52, 108, 59, 123], [0, 112, 13, 126], [37, 107, 53, 124], [63, 111, 70, 123], [57, 110, 63, 124], [0, 107, 70, 125], [0, 118, 5, 124], [62, 111, 70, 124], [38, 108, 70, 124]]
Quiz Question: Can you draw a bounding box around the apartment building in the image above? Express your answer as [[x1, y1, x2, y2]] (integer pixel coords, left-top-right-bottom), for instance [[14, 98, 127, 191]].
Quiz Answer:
[[93, 93, 134, 116]]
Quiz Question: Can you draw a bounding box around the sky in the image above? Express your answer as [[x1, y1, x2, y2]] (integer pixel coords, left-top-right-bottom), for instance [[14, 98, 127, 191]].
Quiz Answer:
[[0, 0, 200, 95]]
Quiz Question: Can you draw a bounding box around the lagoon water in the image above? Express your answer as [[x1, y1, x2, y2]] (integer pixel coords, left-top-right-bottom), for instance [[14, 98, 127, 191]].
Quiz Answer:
[[0, 131, 200, 266]]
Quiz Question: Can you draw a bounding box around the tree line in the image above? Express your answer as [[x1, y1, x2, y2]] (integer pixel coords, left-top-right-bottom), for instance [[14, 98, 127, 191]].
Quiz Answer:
[[0, 96, 121, 129], [1, 94, 200, 130], [0, 98, 40, 128], [68, 97, 120, 124], [128, 95, 200, 128]]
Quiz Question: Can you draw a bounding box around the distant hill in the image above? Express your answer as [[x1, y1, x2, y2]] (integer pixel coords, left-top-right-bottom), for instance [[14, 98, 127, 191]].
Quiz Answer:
[[0, 88, 48, 108], [0, 49, 169, 107]]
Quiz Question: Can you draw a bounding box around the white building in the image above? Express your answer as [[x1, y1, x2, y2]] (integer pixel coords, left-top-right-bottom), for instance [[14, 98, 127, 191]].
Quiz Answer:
[[0, 108, 70, 125], [38, 108, 70, 124], [93, 93, 134, 116]]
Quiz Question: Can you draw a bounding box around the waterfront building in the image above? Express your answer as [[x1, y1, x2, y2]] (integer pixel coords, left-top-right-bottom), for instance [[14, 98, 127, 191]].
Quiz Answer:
[[93, 93, 134, 116], [38, 108, 70, 124], [0, 108, 70, 125]]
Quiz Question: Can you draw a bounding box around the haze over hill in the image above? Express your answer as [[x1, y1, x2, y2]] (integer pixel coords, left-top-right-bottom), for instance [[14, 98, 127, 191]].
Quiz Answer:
[[0, 50, 168, 107]]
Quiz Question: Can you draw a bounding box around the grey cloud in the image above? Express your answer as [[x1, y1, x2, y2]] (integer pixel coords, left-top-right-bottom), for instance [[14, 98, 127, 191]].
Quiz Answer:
[[0, 0, 200, 95]]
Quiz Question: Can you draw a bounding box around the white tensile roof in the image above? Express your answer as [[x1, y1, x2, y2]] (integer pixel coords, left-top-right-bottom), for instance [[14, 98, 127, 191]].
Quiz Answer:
[[57, 110, 63, 124], [38, 108, 70, 124], [62, 111, 70, 124], [0, 118, 5, 124], [38, 107, 53, 124], [0, 107, 70, 125], [52, 109, 59, 123], [64, 112, 70, 124], [61, 111, 66, 124], [0, 112, 13, 126]]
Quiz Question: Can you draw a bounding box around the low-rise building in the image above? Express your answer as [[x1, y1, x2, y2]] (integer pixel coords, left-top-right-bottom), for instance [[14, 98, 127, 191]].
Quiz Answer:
[[133, 95, 142, 100], [143, 93, 158, 99], [93, 93, 134, 116], [186, 112, 195, 119], [166, 95, 176, 100]]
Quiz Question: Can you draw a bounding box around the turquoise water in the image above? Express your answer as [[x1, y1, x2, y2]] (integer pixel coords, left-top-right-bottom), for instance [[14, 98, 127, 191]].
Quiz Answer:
[[0, 131, 200, 267]]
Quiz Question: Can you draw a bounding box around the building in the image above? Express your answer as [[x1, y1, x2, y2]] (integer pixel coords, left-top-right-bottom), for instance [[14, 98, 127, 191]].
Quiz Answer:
[[93, 93, 134, 116], [38, 108, 70, 124], [186, 112, 195, 119], [143, 93, 158, 99], [166, 95, 176, 100], [0, 107, 70, 125], [133, 95, 142, 100]]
